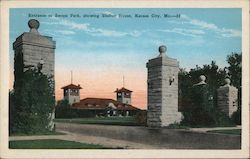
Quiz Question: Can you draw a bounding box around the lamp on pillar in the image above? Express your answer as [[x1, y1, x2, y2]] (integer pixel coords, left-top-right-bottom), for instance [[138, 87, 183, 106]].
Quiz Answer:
[[169, 74, 175, 85], [37, 58, 44, 72]]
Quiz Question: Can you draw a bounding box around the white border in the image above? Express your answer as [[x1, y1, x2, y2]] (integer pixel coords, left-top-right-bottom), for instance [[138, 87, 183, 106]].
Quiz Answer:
[[0, 0, 249, 158]]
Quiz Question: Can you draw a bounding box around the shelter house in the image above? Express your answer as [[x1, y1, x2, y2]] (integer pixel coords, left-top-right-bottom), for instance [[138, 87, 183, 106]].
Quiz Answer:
[[61, 83, 140, 117]]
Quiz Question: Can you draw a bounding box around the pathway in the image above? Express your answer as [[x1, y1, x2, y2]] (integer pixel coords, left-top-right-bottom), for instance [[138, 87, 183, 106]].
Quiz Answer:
[[9, 131, 158, 149], [55, 122, 241, 149], [9, 123, 241, 149], [189, 125, 241, 133]]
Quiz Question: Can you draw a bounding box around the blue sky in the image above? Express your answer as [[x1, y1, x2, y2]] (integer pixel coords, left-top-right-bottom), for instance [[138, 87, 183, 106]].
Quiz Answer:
[[9, 8, 242, 107], [10, 8, 241, 71]]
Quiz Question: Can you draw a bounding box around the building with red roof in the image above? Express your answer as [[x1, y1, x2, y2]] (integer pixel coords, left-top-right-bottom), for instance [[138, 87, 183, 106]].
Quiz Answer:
[[60, 84, 140, 117], [61, 83, 82, 105]]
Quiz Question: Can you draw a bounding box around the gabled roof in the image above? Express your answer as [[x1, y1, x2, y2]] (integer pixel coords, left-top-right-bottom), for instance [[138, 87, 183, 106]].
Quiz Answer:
[[61, 84, 82, 90], [71, 97, 139, 110], [115, 87, 133, 93]]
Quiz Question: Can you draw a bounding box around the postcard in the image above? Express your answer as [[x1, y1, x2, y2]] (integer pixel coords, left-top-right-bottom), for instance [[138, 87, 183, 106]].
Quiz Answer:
[[0, 0, 249, 158]]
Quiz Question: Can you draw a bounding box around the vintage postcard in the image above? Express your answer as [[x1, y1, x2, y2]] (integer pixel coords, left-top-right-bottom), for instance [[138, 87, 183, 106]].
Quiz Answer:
[[0, 0, 249, 158]]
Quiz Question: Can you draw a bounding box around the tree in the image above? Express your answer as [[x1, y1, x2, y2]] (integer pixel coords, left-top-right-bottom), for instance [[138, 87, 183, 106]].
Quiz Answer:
[[9, 69, 55, 134], [179, 61, 227, 111], [226, 52, 242, 89], [55, 99, 72, 118], [179, 60, 234, 127]]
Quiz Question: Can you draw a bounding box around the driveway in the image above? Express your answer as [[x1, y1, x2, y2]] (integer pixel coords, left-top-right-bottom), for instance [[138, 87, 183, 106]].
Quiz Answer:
[[55, 122, 241, 149]]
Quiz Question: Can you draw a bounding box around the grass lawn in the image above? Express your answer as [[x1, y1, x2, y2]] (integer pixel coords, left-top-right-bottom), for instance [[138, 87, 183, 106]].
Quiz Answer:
[[54, 116, 139, 126], [207, 129, 241, 135], [10, 131, 65, 136], [9, 139, 110, 149]]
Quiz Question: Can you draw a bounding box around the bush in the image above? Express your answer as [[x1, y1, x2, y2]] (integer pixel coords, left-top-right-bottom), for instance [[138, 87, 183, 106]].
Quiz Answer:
[[135, 110, 147, 126], [231, 108, 241, 125], [55, 100, 72, 118], [72, 109, 96, 118], [9, 69, 55, 134], [181, 83, 235, 127]]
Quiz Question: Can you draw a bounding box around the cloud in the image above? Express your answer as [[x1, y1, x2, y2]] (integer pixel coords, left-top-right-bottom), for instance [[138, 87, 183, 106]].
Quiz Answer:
[[220, 28, 241, 38], [42, 18, 141, 37], [59, 19, 89, 30], [160, 28, 205, 37], [180, 14, 241, 38], [87, 28, 128, 37], [55, 30, 75, 35]]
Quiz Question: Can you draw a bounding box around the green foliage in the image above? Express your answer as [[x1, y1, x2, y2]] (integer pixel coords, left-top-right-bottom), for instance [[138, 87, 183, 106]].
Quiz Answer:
[[180, 71, 234, 127], [231, 108, 241, 125], [181, 84, 214, 127], [178, 61, 227, 111], [135, 110, 147, 126], [55, 99, 72, 118], [10, 131, 65, 136], [179, 52, 242, 126], [55, 101, 104, 118], [72, 109, 96, 118], [226, 52, 242, 124], [226, 52, 242, 90], [9, 139, 110, 149], [54, 116, 138, 126], [9, 69, 55, 134]]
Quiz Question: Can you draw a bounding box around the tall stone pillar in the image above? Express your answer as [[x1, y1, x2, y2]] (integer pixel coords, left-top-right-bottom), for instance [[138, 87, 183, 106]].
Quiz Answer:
[[13, 19, 56, 79], [146, 45, 182, 127], [217, 78, 238, 117], [13, 19, 56, 130]]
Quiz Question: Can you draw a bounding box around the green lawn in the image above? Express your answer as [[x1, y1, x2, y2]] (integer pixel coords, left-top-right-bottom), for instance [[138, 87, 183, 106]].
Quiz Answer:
[[54, 116, 139, 126], [207, 129, 241, 135], [10, 131, 65, 136], [9, 139, 110, 149]]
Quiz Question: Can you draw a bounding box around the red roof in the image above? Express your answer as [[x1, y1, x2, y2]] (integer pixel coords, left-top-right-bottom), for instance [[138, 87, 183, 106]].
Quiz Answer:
[[71, 97, 139, 110], [115, 87, 133, 93], [61, 84, 82, 89]]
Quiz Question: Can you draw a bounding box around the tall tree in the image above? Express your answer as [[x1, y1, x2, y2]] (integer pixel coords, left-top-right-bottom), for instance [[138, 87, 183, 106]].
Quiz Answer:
[[226, 52, 242, 90]]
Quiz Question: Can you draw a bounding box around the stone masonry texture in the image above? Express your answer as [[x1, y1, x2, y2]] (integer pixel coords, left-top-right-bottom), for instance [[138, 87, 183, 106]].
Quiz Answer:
[[217, 84, 238, 117], [13, 19, 56, 130], [13, 32, 56, 77], [146, 47, 182, 127]]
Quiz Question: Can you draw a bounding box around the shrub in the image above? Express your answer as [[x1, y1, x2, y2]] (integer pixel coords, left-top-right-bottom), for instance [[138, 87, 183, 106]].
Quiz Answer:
[[181, 82, 235, 127], [135, 110, 147, 126], [55, 100, 72, 118], [73, 109, 96, 118], [9, 69, 55, 134], [231, 108, 241, 125]]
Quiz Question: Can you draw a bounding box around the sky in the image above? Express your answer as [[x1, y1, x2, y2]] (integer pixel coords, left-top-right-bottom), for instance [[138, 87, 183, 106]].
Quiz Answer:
[[9, 8, 242, 109]]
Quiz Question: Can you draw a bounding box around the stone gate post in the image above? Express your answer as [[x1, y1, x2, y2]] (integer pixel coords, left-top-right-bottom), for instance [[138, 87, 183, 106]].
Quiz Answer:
[[146, 45, 182, 127], [13, 19, 56, 130], [217, 78, 238, 117]]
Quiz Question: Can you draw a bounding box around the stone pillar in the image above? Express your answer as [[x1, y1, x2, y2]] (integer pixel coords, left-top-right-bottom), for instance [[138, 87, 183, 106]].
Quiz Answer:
[[217, 78, 238, 117], [13, 19, 56, 130], [13, 19, 56, 78], [192, 75, 210, 109], [146, 45, 182, 127]]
